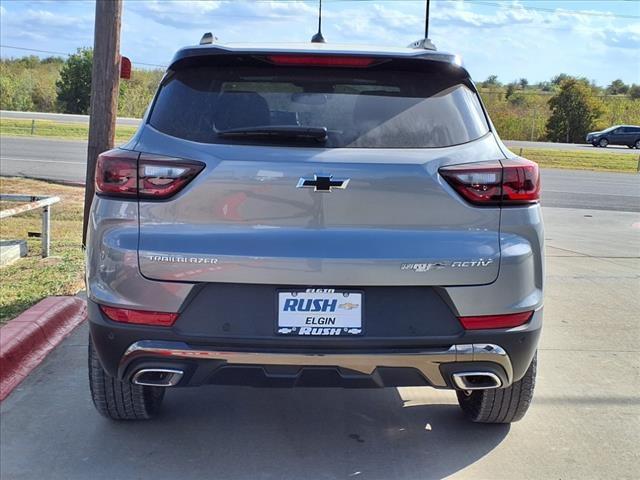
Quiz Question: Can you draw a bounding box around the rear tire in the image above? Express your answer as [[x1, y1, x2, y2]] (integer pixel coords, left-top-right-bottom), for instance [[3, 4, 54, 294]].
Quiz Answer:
[[635, 139, 640, 149], [88, 336, 165, 420], [456, 353, 537, 424]]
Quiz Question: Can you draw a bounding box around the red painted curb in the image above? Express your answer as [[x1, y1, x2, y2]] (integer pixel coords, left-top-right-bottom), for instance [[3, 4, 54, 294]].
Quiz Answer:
[[0, 296, 87, 401]]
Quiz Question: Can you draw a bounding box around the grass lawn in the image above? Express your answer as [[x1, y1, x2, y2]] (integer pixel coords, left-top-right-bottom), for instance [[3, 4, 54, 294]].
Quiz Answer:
[[519, 148, 639, 173], [0, 118, 137, 144], [0, 177, 85, 325]]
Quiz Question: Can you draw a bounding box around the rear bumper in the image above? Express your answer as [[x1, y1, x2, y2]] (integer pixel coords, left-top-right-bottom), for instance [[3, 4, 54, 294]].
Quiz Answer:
[[88, 299, 542, 390], [120, 340, 512, 389]]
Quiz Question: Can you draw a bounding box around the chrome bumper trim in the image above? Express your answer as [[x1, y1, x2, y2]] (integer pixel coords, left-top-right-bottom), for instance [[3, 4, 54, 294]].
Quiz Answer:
[[121, 341, 513, 388]]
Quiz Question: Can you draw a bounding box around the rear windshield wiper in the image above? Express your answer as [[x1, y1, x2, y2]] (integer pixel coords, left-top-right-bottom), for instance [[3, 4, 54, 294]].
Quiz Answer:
[[216, 125, 328, 142]]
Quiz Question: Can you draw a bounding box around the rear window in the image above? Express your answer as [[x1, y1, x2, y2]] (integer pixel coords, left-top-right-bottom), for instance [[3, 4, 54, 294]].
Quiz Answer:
[[149, 65, 489, 148]]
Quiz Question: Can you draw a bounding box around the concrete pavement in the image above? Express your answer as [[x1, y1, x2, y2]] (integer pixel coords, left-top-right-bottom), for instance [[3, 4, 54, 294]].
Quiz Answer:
[[1, 206, 638, 479]]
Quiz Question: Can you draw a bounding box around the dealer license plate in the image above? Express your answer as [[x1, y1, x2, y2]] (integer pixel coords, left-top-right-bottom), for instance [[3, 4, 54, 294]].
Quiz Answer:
[[277, 290, 363, 336]]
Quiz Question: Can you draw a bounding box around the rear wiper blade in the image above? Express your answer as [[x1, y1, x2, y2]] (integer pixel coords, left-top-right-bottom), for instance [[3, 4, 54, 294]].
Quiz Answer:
[[216, 125, 328, 142]]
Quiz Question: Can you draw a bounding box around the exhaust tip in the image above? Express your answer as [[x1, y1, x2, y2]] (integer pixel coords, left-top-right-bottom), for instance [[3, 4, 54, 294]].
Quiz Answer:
[[452, 371, 502, 390], [132, 368, 184, 387]]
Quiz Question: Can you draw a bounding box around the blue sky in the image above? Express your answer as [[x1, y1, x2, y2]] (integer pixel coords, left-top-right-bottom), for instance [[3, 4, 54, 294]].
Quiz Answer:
[[1, 0, 639, 86]]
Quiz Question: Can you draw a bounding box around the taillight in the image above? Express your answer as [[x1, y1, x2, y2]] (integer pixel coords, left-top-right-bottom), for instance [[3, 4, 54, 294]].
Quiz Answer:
[[265, 55, 377, 68], [100, 305, 179, 327], [459, 311, 533, 330], [95, 150, 138, 197], [138, 158, 204, 199], [439, 158, 540, 206], [501, 158, 540, 204], [95, 149, 204, 200]]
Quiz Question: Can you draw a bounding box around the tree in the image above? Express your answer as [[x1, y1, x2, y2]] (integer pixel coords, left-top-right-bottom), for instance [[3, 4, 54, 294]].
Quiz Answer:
[[606, 79, 629, 95], [518, 78, 529, 90], [551, 73, 571, 86], [546, 79, 603, 143], [482, 75, 501, 88], [56, 48, 93, 114], [508, 92, 529, 107], [505, 82, 517, 99], [629, 84, 640, 100], [537, 81, 553, 92]]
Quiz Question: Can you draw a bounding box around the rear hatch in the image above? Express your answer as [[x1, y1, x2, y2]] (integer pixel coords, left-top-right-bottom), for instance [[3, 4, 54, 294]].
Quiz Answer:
[[135, 52, 504, 286]]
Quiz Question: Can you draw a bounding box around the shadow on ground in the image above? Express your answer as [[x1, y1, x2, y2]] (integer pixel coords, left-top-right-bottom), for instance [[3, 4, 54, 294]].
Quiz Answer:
[[0, 324, 509, 480]]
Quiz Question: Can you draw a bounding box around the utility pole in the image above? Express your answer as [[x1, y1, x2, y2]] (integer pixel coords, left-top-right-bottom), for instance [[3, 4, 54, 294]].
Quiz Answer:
[[530, 109, 537, 141], [83, 0, 123, 245]]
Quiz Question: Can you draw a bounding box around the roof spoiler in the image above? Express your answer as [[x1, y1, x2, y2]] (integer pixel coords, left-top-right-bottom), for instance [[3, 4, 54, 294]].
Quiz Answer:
[[408, 38, 437, 51]]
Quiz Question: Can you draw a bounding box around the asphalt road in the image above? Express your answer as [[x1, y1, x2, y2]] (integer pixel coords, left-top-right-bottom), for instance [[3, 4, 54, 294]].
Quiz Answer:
[[0, 137, 88, 183], [1, 207, 638, 479], [1, 136, 639, 212]]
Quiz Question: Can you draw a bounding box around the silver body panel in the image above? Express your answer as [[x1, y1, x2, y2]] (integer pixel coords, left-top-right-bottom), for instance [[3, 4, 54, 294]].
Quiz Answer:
[[86, 42, 543, 341], [134, 128, 508, 287], [86, 135, 544, 316]]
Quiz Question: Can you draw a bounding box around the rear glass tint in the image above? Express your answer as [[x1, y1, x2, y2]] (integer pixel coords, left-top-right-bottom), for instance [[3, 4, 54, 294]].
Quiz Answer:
[[149, 65, 489, 148]]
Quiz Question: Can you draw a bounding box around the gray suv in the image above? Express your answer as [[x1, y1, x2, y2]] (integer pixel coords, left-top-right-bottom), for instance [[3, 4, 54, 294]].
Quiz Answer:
[[87, 42, 543, 424]]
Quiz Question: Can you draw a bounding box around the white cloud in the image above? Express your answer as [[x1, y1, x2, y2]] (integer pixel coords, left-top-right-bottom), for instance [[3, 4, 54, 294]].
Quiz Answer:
[[1, 0, 638, 84]]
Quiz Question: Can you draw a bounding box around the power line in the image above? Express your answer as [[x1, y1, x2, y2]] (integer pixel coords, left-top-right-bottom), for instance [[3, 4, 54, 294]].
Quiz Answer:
[[0, 44, 167, 68], [201, 0, 640, 20], [469, 1, 640, 20]]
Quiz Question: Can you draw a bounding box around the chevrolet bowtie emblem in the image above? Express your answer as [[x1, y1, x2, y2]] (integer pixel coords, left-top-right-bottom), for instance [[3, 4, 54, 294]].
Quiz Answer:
[[338, 302, 359, 310], [297, 174, 350, 192]]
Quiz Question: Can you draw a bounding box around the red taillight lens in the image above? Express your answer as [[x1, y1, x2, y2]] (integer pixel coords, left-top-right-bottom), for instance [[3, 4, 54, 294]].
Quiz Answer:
[[95, 150, 138, 197], [438, 161, 503, 204], [459, 311, 533, 330], [95, 149, 204, 200], [439, 158, 540, 206], [100, 305, 179, 327], [265, 55, 377, 68], [138, 158, 204, 199], [501, 158, 540, 204]]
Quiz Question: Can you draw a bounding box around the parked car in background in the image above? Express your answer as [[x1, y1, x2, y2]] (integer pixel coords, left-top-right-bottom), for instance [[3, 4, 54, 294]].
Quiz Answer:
[[586, 125, 640, 148]]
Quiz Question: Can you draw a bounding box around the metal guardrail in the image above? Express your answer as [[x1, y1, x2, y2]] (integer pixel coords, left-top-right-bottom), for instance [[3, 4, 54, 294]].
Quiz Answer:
[[0, 110, 141, 126], [0, 194, 61, 258]]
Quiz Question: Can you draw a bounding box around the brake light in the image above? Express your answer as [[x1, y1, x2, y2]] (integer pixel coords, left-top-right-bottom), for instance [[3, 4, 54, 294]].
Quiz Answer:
[[459, 311, 533, 330], [501, 158, 540, 204], [95, 150, 138, 197], [100, 305, 179, 327], [138, 159, 204, 198], [95, 149, 204, 199], [439, 158, 540, 206], [265, 55, 376, 68]]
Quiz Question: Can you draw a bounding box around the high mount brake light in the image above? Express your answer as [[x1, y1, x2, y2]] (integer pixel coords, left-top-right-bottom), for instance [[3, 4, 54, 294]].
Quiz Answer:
[[459, 311, 533, 330], [95, 149, 204, 199], [100, 305, 179, 327], [439, 158, 540, 206], [265, 55, 377, 68]]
